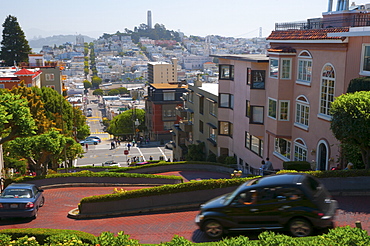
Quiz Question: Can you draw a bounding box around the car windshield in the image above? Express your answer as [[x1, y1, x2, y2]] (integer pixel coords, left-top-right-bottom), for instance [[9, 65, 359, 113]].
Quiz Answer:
[[222, 179, 259, 205], [1, 188, 32, 198]]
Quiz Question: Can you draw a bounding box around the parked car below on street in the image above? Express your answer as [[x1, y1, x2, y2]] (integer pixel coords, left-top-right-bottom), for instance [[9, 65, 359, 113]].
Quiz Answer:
[[80, 138, 99, 146], [0, 183, 45, 219], [85, 136, 102, 143], [195, 173, 338, 238], [102, 160, 119, 166]]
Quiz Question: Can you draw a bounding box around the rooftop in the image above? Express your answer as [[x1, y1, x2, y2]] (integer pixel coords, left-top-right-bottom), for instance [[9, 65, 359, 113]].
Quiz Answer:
[[150, 83, 188, 89], [210, 54, 269, 63]]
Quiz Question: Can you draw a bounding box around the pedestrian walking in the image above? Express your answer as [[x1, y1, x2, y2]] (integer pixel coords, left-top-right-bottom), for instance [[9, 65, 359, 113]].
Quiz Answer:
[[85, 144, 88, 152], [127, 143, 131, 150], [111, 141, 115, 149]]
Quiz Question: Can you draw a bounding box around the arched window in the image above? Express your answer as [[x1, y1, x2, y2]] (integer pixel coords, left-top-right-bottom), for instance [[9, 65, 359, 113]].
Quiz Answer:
[[295, 95, 310, 130], [319, 64, 335, 117], [297, 50, 312, 85], [294, 138, 308, 161]]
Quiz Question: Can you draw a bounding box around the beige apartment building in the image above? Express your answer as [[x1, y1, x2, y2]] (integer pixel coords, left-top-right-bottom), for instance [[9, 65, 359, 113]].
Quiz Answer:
[[172, 78, 218, 160], [148, 58, 178, 84], [216, 1, 370, 172]]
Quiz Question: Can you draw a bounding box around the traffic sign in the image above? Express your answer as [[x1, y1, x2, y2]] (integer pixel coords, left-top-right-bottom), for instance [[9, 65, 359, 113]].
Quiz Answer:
[[124, 150, 129, 155]]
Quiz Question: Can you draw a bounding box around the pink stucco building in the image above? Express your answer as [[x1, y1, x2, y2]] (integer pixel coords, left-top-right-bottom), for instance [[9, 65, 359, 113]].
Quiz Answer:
[[215, 1, 370, 172]]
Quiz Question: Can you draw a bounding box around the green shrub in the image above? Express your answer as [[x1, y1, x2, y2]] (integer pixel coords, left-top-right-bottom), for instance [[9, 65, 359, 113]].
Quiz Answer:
[[214, 235, 252, 246], [311, 226, 370, 245], [0, 234, 11, 246], [283, 161, 311, 171], [158, 235, 193, 246], [277, 168, 370, 178], [93, 231, 140, 246], [0, 228, 95, 244], [45, 233, 87, 246]]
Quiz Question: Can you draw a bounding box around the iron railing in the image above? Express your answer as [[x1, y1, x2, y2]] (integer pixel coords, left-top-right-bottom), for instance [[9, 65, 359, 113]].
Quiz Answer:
[[275, 15, 370, 30]]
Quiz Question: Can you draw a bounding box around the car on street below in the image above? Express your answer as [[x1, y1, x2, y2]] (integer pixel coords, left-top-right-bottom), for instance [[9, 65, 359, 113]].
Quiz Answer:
[[195, 173, 338, 238], [102, 160, 119, 166], [86, 136, 102, 143], [0, 183, 45, 219], [80, 138, 99, 146]]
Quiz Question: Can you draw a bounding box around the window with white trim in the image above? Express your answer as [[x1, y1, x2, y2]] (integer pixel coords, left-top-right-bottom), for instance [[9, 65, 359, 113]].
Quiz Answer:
[[0, 84, 4, 89], [45, 73, 55, 81], [279, 100, 289, 121], [294, 138, 308, 161], [319, 64, 335, 117], [274, 138, 291, 160], [297, 51, 312, 84], [361, 44, 370, 74], [295, 96, 310, 129], [281, 59, 291, 79], [269, 58, 279, 78], [268, 98, 277, 119]]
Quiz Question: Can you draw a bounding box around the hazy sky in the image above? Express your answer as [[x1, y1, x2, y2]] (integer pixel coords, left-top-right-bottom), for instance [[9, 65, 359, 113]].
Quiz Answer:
[[1, 0, 331, 40]]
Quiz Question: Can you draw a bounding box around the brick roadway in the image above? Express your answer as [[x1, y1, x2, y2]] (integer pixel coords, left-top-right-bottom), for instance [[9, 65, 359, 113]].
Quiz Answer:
[[0, 171, 369, 245]]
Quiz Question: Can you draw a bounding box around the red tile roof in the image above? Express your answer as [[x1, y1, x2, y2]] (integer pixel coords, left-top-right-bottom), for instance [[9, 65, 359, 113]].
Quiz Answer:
[[14, 68, 36, 75], [267, 28, 349, 41]]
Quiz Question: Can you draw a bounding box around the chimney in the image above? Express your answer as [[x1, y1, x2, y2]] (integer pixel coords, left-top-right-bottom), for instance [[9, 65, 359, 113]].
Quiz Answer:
[[195, 74, 202, 87]]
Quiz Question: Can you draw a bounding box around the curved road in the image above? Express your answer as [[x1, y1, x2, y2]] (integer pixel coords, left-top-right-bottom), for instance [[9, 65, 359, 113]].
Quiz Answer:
[[0, 171, 369, 245]]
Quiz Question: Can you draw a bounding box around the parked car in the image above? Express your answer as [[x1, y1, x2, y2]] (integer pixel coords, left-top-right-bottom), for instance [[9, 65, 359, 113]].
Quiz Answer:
[[80, 138, 99, 146], [195, 173, 338, 238], [165, 141, 175, 150], [86, 136, 101, 143], [0, 183, 45, 219], [102, 160, 119, 166]]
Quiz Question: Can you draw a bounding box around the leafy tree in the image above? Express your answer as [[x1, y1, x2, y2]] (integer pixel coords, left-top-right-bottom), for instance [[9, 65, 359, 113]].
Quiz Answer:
[[83, 80, 92, 89], [0, 90, 36, 144], [185, 142, 205, 161], [107, 109, 145, 136], [93, 89, 104, 96], [11, 83, 53, 134], [118, 87, 129, 95], [0, 15, 31, 66], [108, 89, 120, 96], [92, 75, 102, 88], [330, 91, 370, 169], [7, 129, 79, 175]]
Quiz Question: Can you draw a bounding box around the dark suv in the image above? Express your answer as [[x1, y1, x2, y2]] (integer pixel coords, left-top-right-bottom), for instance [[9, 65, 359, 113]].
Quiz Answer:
[[195, 173, 337, 238]]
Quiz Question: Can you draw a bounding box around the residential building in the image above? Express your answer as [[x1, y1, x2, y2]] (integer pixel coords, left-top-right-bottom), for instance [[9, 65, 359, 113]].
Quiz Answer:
[[172, 78, 218, 160], [147, 58, 178, 83], [214, 0, 370, 172], [213, 54, 268, 173], [145, 83, 187, 142]]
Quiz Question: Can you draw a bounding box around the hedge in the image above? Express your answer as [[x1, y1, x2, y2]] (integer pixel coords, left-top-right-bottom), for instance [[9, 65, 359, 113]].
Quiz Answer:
[[0, 226, 368, 245], [277, 169, 370, 178], [10, 170, 183, 183], [80, 177, 253, 204]]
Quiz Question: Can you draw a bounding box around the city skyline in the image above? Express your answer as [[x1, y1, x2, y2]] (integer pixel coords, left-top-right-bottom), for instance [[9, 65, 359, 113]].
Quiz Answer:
[[1, 0, 330, 40]]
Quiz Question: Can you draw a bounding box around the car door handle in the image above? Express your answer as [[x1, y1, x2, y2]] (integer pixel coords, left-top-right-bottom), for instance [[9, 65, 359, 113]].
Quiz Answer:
[[250, 209, 259, 212], [278, 206, 291, 210]]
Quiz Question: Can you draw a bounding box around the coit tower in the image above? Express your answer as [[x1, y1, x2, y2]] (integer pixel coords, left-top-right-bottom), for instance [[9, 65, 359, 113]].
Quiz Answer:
[[147, 10, 152, 29]]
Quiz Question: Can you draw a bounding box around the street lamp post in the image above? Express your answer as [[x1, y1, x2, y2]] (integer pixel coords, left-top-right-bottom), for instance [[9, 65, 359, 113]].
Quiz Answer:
[[135, 118, 140, 143]]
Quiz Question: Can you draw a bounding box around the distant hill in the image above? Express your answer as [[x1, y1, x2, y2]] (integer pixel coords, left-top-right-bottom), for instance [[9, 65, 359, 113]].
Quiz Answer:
[[29, 35, 95, 48]]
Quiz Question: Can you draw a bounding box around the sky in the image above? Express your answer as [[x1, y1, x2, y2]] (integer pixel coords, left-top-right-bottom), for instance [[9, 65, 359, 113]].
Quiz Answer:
[[0, 0, 331, 40]]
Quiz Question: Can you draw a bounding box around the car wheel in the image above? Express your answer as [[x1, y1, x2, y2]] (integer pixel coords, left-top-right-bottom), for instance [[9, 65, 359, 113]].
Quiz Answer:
[[94, 142, 97, 145], [81, 143, 84, 146], [39, 197, 45, 207], [288, 218, 313, 237], [32, 209, 38, 220], [203, 220, 224, 238]]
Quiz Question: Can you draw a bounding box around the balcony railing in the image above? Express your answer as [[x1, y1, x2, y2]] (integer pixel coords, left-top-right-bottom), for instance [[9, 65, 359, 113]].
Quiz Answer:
[[275, 15, 370, 30]]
